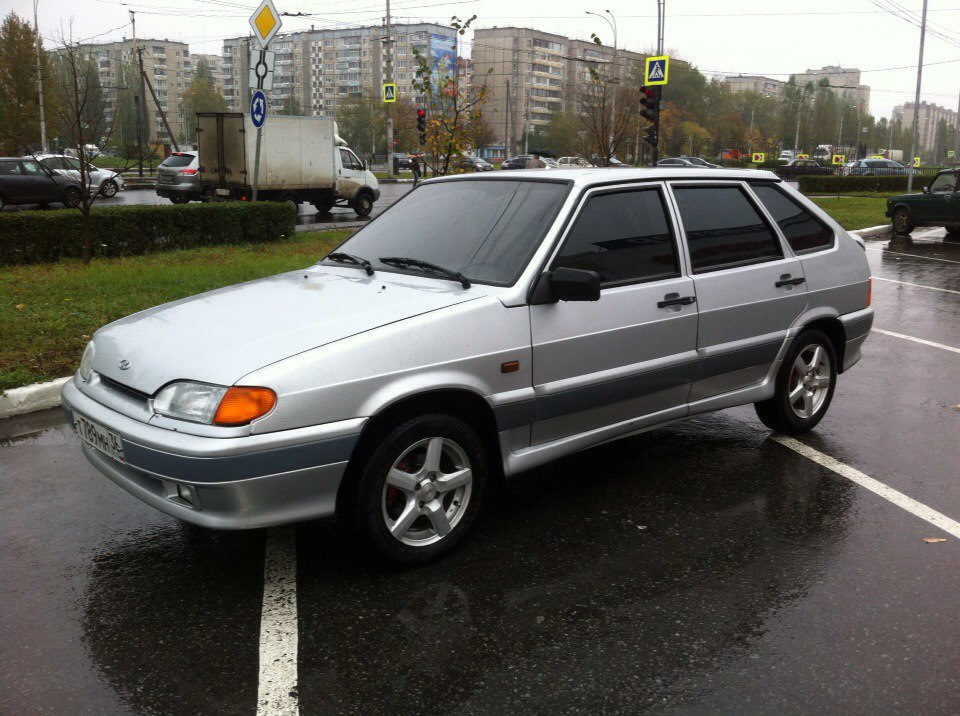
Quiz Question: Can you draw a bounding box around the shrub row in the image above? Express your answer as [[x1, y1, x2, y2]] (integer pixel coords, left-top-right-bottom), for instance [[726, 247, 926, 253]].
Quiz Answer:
[[798, 174, 910, 194], [0, 201, 297, 266]]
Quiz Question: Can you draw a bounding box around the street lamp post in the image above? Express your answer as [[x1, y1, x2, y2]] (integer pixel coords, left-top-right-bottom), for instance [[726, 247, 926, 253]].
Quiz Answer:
[[748, 93, 770, 155], [793, 86, 810, 156], [33, 0, 48, 153], [837, 104, 856, 150], [586, 10, 618, 163]]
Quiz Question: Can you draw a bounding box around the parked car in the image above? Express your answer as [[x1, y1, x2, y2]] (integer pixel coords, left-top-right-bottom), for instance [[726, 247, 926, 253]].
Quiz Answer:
[[886, 169, 960, 236], [779, 150, 796, 162], [0, 156, 84, 210], [681, 156, 720, 168], [453, 155, 494, 172], [155, 151, 203, 204], [502, 155, 532, 170], [35, 154, 126, 198], [393, 152, 413, 173], [842, 158, 912, 176], [558, 156, 593, 168], [657, 157, 706, 168], [776, 158, 833, 180], [63, 167, 873, 564]]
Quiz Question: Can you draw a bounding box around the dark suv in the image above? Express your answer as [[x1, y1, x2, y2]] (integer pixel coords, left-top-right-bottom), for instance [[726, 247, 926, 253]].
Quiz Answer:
[[0, 157, 84, 210]]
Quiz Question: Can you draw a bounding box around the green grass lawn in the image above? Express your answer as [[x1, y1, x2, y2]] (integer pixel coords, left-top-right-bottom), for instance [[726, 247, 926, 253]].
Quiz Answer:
[[0, 229, 351, 392], [811, 197, 889, 231]]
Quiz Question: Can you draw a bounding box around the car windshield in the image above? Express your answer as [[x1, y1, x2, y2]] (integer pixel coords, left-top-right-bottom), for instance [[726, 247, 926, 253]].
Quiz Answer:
[[161, 154, 195, 168], [324, 179, 570, 286]]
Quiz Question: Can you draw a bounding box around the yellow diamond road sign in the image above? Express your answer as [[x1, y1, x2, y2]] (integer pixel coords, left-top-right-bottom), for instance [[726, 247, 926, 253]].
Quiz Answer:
[[250, 0, 282, 49]]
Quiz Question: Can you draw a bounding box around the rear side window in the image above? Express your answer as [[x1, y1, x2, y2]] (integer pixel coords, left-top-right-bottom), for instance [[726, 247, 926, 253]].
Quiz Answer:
[[160, 153, 195, 168], [552, 188, 679, 285], [672, 185, 783, 272], [752, 184, 834, 253]]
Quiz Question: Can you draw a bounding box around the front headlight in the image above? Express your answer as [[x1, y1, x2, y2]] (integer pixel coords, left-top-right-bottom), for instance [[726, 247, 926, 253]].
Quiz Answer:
[[79, 341, 95, 381], [153, 381, 276, 426]]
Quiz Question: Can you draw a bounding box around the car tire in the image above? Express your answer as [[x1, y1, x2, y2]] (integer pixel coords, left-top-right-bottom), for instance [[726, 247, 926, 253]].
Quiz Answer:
[[892, 207, 914, 235], [99, 179, 119, 198], [62, 186, 82, 208], [313, 199, 335, 214], [754, 329, 838, 436], [341, 413, 488, 565], [353, 192, 373, 217], [0, 193, 5, 211]]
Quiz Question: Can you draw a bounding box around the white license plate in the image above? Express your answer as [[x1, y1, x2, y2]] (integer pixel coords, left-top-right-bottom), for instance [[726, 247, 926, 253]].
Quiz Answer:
[[73, 412, 125, 462], [215, 188, 230, 196]]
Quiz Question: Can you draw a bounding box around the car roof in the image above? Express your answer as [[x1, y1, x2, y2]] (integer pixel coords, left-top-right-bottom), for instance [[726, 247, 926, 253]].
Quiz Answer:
[[429, 167, 781, 187]]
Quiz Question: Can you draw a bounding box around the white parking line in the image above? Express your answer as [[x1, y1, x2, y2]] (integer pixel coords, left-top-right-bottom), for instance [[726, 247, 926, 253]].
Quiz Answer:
[[865, 247, 960, 264], [257, 527, 299, 716], [872, 275, 960, 295], [773, 436, 960, 540], [873, 328, 960, 354]]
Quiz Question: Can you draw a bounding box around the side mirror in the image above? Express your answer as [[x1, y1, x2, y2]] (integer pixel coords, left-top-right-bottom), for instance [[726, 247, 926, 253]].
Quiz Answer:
[[548, 267, 600, 302], [922, 185, 930, 193]]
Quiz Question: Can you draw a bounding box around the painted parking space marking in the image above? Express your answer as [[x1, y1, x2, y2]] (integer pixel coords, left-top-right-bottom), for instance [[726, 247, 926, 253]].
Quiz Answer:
[[257, 527, 299, 716], [873, 328, 960, 354], [865, 247, 960, 264], [773, 436, 960, 541], [871, 275, 960, 295]]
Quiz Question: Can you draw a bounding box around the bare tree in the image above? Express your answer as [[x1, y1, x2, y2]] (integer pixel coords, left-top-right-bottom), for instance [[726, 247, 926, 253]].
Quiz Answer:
[[47, 27, 155, 261], [576, 68, 638, 165]]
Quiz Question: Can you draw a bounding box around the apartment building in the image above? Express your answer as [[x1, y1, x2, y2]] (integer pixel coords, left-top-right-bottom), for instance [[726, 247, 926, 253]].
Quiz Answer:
[[792, 65, 870, 111], [471, 27, 644, 150], [221, 23, 457, 117], [187, 53, 224, 90], [722, 74, 785, 97], [892, 101, 959, 153], [81, 38, 190, 143]]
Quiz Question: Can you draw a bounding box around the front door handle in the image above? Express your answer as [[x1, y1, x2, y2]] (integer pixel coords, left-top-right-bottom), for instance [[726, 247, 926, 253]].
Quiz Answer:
[[657, 294, 697, 308], [775, 274, 806, 287]]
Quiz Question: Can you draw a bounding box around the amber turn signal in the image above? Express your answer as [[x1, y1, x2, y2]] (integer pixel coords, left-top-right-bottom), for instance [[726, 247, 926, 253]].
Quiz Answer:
[[213, 386, 277, 426], [867, 277, 872, 306]]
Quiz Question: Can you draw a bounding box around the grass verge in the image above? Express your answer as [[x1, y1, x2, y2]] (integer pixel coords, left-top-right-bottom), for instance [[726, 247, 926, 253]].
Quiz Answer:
[[811, 197, 889, 231], [0, 229, 351, 392]]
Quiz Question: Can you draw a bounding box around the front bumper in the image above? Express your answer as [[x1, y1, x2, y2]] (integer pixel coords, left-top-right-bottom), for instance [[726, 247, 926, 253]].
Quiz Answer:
[[372, 187, 381, 200], [61, 378, 362, 529]]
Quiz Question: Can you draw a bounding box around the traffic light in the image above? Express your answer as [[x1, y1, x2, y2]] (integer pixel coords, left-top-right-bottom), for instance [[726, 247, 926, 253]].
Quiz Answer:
[[416, 108, 426, 146], [640, 85, 659, 148]]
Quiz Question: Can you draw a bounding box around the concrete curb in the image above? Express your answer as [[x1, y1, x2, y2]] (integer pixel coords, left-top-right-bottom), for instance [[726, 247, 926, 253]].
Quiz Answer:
[[0, 377, 71, 420], [851, 224, 893, 239]]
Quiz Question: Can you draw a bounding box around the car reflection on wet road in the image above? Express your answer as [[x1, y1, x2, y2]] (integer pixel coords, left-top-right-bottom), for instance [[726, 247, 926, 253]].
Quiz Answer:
[[2, 229, 959, 714]]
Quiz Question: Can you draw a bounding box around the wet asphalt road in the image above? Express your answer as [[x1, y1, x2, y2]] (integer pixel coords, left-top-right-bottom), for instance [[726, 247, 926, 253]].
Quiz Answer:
[[2, 229, 960, 714]]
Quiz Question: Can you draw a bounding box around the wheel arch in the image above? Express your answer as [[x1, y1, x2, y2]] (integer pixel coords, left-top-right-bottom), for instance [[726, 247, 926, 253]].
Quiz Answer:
[[337, 388, 505, 513], [798, 316, 846, 373]]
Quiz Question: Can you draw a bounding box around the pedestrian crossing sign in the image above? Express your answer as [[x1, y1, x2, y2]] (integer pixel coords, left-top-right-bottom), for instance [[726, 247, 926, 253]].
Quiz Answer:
[[382, 83, 397, 103], [645, 55, 669, 86], [832, 154, 845, 165], [913, 156, 922, 168], [949, 150, 956, 158]]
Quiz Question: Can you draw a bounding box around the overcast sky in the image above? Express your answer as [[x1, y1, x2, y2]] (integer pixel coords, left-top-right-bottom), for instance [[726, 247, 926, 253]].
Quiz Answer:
[[11, 0, 960, 118]]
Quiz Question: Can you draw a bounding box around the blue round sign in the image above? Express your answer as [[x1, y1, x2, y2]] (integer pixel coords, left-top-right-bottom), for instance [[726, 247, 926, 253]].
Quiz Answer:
[[251, 90, 267, 128]]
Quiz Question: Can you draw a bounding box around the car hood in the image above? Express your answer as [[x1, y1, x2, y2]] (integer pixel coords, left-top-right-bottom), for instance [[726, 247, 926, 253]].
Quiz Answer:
[[91, 266, 486, 395]]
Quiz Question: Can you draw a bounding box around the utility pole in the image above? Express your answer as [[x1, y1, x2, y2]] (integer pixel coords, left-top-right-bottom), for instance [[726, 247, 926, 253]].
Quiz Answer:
[[505, 79, 511, 157], [794, 87, 808, 156], [384, 1, 395, 177], [655, 0, 665, 164], [33, 0, 48, 152], [131, 10, 146, 177], [907, 0, 928, 192], [953, 88, 959, 164]]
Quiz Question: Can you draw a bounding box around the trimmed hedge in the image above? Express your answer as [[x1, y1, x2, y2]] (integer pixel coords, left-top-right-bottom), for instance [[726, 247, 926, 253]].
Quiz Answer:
[[0, 202, 297, 266], [798, 174, 910, 194]]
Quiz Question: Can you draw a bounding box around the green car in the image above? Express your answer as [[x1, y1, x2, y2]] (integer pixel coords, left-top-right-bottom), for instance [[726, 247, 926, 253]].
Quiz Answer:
[[886, 169, 960, 236]]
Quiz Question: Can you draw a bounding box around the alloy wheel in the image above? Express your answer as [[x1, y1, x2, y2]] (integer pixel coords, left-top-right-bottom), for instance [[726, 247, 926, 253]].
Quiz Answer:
[[381, 436, 473, 547], [788, 344, 832, 419], [100, 180, 118, 198]]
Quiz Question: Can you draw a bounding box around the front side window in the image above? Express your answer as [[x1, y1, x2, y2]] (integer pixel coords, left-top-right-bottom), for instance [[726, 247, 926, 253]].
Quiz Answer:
[[930, 173, 957, 193], [672, 184, 783, 272], [324, 179, 569, 286], [339, 148, 361, 170], [0, 160, 23, 175], [552, 188, 679, 285], [752, 184, 834, 253]]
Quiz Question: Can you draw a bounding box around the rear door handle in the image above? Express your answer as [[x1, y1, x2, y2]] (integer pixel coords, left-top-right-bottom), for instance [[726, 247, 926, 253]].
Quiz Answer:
[[775, 274, 806, 287], [657, 294, 697, 308]]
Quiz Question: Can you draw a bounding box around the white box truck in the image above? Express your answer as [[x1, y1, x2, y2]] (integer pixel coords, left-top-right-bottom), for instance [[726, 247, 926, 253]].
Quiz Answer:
[[196, 112, 380, 216]]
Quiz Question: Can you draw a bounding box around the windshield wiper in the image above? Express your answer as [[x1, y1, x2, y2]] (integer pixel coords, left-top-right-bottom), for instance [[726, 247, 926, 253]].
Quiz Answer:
[[325, 252, 374, 275], [378, 256, 471, 288]]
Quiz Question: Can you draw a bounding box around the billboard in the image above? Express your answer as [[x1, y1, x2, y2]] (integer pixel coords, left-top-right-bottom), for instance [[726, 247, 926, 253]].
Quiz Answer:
[[429, 33, 457, 87]]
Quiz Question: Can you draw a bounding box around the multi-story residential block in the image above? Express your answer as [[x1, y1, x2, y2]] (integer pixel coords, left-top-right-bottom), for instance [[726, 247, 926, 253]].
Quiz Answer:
[[221, 23, 457, 117], [80, 38, 190, 143], [892, 101, 959, 153], [722, 74, 785, 97], [792, 65, 870, 111], [471, 27, 644, 150], [187, 53, 223, 90]]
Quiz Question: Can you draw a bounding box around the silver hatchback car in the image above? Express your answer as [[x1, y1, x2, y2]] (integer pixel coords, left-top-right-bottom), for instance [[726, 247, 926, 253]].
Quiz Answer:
[[63, 168, 873, 563]]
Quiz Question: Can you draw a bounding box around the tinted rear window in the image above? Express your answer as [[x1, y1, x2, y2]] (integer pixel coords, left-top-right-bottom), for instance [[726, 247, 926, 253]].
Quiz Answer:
[[160, 154, 195, 168], [752, 184, 834, 253], [672, 185, 783, 272]]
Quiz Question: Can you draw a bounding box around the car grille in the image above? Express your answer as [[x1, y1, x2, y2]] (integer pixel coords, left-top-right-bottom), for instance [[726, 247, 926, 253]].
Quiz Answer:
[[99, 374, 150, 404]]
